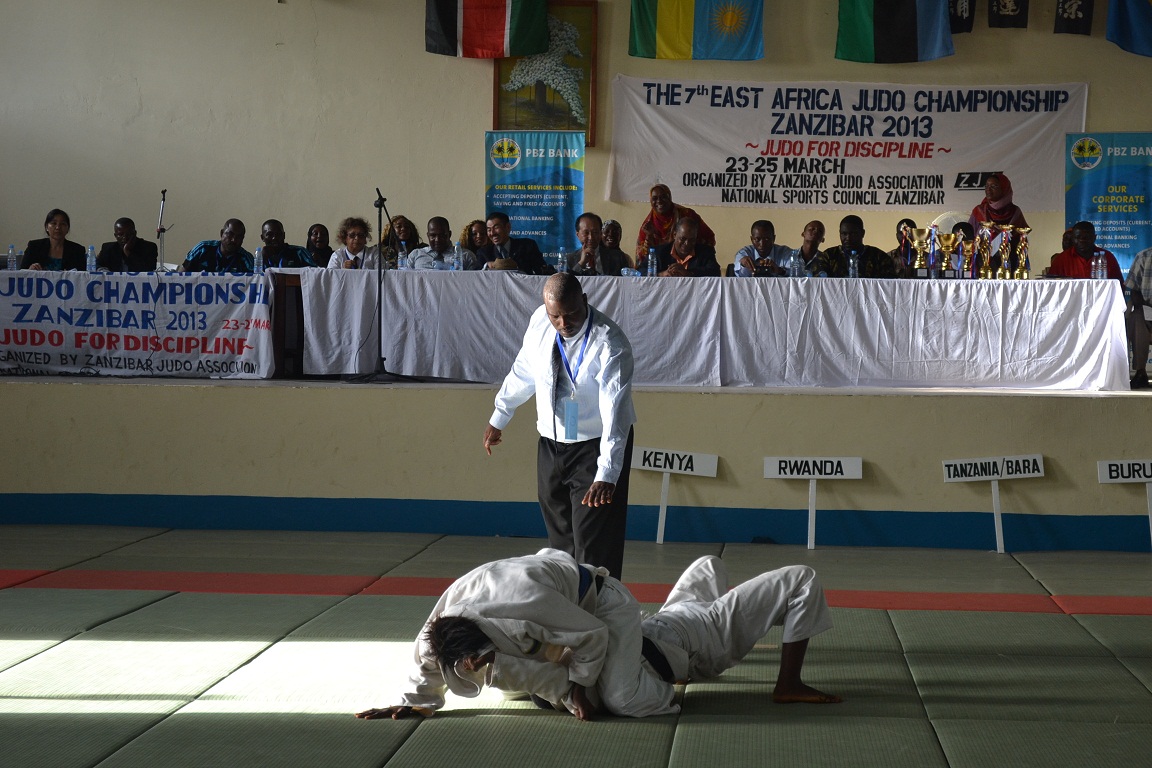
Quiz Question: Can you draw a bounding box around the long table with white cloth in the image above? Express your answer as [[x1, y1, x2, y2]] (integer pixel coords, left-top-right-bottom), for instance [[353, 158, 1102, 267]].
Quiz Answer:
[[296, 269, 1129, 391]]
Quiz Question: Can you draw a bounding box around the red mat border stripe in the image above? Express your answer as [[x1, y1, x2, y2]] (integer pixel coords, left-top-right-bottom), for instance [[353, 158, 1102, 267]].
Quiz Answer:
[[4, 570, 1147, 615]]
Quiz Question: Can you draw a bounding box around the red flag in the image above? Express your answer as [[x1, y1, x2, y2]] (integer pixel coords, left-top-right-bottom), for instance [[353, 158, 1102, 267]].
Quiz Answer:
[[426, 0, 549, 58]]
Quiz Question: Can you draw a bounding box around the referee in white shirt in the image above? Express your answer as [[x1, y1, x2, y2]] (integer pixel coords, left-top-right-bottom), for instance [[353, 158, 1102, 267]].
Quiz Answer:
[[483, 273, 636, 578]]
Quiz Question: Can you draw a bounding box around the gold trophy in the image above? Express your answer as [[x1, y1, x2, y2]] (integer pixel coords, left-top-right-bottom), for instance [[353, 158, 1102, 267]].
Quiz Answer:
[[960, 240, 976, 279], [995, 224, 1014, 279], [1012, 227, 1032, 280], [911, 227, 932, 278], [977, 221, 995, 279], [936, 232, 959, 279]]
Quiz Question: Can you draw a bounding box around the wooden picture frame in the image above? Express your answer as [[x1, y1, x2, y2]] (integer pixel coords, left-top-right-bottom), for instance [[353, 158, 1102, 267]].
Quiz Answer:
[[493, 0, 598, 146]]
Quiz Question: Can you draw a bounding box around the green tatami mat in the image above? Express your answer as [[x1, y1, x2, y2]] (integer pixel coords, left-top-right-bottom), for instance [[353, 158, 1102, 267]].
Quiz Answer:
[[93, 706, 420, 768], [821, 607, 903, 652], [112, 537, 431, 562], [288, 595, 437, 641], [66, 553, 400, 576], [905, 652, 1152, 723], [0, 698, 176, 768], [1013, 551, 1152, 580], [143, 529, 439, 546], [0, 525, 166, 542], [194, 639, 413, 709], [1036, 577, 1152, 597], [934, 719, 1152, 768], [1074, 614, 1152, 657], [1119, 656, 1152, 693], [84, 592, 344, 640], [0, 636, 269, 699], [668, 714, 947, 768], [0, 588, 169, 633], [682, 649, 922, 719], [382, 710, 677, 768], [890, 610, 1111, 656], [0, 634, 71, 673]]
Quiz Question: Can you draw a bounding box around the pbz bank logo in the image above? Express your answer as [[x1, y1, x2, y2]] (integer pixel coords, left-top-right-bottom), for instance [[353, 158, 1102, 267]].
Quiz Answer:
[[1070, 136, 1103, 171], [490, 137, 521, 171]]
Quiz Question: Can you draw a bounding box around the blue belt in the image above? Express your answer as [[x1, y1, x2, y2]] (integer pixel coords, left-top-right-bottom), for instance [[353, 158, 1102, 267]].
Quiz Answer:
[[577, 566, 604, 601]]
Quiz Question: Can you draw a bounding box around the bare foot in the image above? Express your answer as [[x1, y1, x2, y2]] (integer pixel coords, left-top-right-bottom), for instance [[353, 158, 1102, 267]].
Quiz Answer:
[[772, 682, 842, 704]]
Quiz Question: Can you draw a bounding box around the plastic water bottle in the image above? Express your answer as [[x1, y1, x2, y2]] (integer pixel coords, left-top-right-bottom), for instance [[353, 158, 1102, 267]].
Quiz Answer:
[[555, 251, 566, 273], [847, 250, 859, 278], [1092, 250, 1105, 280], [397, 241, 409, 270], [86, 245, 97, 273], [452, 243, 462, 271], [789, 249, 804, 277], [647, 248, 657, 277], [253, 247, 264, 275], [6, 244, 16, 271]]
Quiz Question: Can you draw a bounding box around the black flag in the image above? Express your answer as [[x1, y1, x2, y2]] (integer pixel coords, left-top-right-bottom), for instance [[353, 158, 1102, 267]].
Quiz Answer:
[[1054, 0, 1093, 35], [949, 0, 974, 33], [989, 0, 1029, 28]]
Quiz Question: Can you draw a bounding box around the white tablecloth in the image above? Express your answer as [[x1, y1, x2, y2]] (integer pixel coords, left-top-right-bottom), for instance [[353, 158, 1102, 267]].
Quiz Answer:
[[295, 270, 1129, 391]]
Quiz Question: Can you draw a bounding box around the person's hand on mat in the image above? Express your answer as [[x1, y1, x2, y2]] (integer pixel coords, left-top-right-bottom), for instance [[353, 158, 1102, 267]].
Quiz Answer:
[[355, 706, 418, 720], [582, 481, 615, 508], [569, 684, 597, 721], [483, 425, 503, 455]]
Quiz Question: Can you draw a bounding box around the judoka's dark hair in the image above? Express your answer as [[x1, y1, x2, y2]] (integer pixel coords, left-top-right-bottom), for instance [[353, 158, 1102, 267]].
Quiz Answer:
[[424, 616, 490, 666]]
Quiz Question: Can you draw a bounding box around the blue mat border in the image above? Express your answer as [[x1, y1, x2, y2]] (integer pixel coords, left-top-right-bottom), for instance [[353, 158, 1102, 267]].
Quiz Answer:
[[2, 493, 1148, 553]]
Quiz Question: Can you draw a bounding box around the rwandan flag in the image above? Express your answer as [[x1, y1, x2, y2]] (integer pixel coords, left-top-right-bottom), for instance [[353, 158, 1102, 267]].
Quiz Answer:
[[836, 0, 954, 63], [425, 0, 549, 58], [629, 0, 764, 60], [1108, 0, 1152, 57]]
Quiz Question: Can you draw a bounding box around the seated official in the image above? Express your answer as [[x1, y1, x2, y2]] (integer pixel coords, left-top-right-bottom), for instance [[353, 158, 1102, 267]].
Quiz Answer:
[[475, 211, 554, 275], [564, 212, 629, 276], [647, 219, 721, 277], [97, 218, 158, 272], [886, 218, 916, 278], [813, 215, 897, 279], [22, 208, 85, 271], [385, 215, 425, 267], [306, 223, 334, 267], [797, 220, 826, 275], [1126, 246, 1152, 390], [327, 217, 381, 270], [601, 219, 630, 266], [459, 219, 490, 254], [409, 216, 479, 270], [1049, 221, 1122, 280], [180, 219, 253, 273], [259, 219, 317, 268], [635, 183, 716, 264], [733, 220, 793, 277]]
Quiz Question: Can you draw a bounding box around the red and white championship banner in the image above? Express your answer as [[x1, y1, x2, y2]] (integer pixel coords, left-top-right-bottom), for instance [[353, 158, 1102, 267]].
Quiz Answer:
[[608, 74, 1087, 212]]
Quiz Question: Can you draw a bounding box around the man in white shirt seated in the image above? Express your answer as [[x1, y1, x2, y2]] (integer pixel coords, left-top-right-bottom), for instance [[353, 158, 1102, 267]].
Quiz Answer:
[[733, 220, 795, 277], [409, 217, 480, 271]]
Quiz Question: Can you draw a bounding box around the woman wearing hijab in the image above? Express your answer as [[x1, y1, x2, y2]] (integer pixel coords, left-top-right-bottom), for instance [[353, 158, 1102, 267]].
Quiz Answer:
[[968, 173, 1028, 273], [635, 184, 715, 267]]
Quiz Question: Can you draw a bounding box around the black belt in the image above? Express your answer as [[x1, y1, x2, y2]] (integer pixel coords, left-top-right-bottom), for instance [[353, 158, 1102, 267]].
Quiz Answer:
[[641, 637, 676, 684], [577, 566, 604, 602]]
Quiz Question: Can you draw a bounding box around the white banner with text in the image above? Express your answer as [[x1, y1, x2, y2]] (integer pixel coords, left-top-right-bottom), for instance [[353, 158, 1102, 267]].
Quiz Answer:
[[608, 75, 1086, 212]]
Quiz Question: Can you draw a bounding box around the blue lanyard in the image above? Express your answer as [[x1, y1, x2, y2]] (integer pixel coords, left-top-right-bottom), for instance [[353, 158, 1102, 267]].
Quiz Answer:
[[556, 308, 593, 388]]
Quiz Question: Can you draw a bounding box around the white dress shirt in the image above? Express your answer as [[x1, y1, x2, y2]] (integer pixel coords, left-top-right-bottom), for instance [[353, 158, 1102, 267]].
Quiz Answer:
[[490, 303, 635, 484], [326, 244, 381, 270]]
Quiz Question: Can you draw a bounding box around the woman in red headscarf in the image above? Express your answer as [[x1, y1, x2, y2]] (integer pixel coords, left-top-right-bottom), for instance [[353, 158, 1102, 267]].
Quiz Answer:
[[635, 184, 716, 266], [968, 173, 1028, 273]]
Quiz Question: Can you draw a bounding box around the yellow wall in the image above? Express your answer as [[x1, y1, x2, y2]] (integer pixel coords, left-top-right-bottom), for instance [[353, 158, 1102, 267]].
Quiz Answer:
[[2, 1, 1150, 264], [1, 379, 1148, 523]]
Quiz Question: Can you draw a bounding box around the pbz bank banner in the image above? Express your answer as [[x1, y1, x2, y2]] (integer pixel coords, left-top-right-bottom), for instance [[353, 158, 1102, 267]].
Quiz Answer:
[[0, 272, 273, 378], [1066, 132, 1152, 274], [485, 130, 584, 253], [609, 75, 1086, 212]]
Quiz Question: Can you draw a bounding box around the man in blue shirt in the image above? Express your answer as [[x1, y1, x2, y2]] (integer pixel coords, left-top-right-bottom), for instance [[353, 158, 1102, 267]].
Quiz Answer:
[[180, 219, 254, 273]]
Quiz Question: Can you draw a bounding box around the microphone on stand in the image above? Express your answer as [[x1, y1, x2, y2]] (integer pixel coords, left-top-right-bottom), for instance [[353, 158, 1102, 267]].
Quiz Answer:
[[156, 189, 173, 272]]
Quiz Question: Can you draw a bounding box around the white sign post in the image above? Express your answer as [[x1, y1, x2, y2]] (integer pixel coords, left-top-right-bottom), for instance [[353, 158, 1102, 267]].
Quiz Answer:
[[1097, 460, 1152, 549], [942, 454, 1045, 554], [632, 447, 719, 544], [763, 457, 863, 550]]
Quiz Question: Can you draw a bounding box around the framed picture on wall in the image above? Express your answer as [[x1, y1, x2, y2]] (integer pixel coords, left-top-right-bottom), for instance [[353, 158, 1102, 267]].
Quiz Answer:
[[493, 0, 597, 146]]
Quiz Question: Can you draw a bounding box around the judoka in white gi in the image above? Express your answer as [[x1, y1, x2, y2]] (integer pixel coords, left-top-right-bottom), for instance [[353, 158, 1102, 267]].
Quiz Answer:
[[355, 549, 840, 723]]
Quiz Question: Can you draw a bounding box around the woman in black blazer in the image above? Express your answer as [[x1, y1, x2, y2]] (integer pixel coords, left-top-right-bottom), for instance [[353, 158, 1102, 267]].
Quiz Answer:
[[22, 208, 85, 270]]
